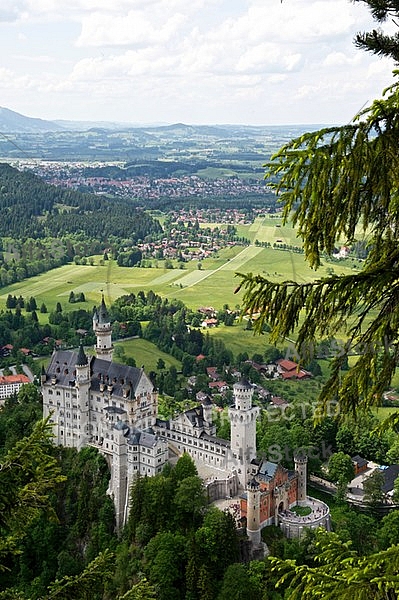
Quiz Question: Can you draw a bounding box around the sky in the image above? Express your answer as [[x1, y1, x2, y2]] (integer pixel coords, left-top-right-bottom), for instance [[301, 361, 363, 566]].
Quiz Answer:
[[0, 0, 397, 126]]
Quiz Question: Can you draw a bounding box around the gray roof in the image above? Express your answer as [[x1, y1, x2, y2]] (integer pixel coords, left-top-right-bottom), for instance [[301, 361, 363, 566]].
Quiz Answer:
[[98, 295, 109, 325], [105, 406, 126, 415], [184, 406, 205, 428], [352, 455, 368, 468], [257, 460, 279, 482], [126, 428, 159, 448], [45, 350, 152, 398], [114, 420, 129, 431], [200, 431, 230, 448], [76, 343, 88, 366], [233, 378, 252, 390], [382, 465, 399, 493]]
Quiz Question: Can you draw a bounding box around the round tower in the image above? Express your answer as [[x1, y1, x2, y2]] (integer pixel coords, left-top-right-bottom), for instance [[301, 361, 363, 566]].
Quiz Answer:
[[294, 452, 308, 505], [246, 477, 261, 546], [233, 378, 253, 411], [93, 294, 113, 362], [75, 343, 91, 450]]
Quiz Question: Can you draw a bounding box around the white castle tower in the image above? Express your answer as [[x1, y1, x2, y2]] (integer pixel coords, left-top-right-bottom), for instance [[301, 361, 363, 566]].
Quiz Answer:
[[93, 294, 113, 361], [246, 477, 261, 546], [228, 379, 260, 488], [75, 343, 90, 450]]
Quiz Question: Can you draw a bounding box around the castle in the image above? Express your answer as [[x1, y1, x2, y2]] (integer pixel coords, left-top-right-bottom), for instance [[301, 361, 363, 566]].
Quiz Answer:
[[42, 297, 330, 539]]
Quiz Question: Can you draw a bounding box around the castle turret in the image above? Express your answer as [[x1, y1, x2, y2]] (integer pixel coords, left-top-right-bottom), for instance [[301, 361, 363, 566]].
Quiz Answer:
[[201, 395, 215, 435], [75, 343, 90, 449], [109, 421, 129, 530], [93, 295, 113, 361], [294, 452, 308, 505], [246, 477, 261, 546], [228, 379, 260, 488]]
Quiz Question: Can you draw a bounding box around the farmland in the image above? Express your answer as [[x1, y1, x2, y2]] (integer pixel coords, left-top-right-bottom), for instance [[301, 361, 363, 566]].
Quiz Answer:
[[0, 217, 359, 316]]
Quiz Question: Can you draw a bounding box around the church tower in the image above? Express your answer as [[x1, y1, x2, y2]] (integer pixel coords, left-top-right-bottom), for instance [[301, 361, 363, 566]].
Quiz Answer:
[[228, 379, 260, 488], [93, 295, 113, 361], [75, 343, 91, 450]]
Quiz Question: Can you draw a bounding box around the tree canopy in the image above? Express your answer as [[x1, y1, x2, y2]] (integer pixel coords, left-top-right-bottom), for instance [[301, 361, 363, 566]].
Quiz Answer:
[[238, 35, 399, 417]]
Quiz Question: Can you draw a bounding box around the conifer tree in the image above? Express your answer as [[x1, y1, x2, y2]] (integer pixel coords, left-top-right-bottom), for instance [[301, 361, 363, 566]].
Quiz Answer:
[[238, 1, 399, 419]]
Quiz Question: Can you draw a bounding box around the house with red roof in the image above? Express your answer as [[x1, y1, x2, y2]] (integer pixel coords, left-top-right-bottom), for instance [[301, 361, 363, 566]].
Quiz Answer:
[[0, 374, 30, 401], [276, 358, 311, 380]]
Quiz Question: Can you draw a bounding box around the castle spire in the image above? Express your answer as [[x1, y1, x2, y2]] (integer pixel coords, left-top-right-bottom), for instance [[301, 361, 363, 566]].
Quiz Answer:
[[93, 293, 113, 361], [76, 341, 88, 366]]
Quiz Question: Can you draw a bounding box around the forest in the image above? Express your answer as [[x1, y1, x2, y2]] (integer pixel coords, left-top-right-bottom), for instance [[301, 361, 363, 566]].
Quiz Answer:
[[0, 163, 161, 240], [2, 385, 399, 599]]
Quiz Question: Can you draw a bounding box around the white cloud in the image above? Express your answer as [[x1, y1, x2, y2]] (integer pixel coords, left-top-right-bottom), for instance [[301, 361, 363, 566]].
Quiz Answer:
[[76, 10, 186, 47], [0, 0, 397, 124], [323, 52, 362, 67], [0, 1, 26, 22]]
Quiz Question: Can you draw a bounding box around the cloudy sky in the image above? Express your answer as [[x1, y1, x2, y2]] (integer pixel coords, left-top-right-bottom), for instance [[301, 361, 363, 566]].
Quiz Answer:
[[0, 0, 397, 125]]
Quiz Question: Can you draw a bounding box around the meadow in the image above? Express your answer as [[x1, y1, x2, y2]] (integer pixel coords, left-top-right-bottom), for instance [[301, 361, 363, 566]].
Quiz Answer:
[[0, 217, 361, 360], [0, 245, 357, 317]]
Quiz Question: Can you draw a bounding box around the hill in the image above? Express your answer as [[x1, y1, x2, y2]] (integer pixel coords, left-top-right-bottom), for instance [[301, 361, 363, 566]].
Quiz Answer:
[[0, 107, 64, 133], [0, 163, 161, 240]]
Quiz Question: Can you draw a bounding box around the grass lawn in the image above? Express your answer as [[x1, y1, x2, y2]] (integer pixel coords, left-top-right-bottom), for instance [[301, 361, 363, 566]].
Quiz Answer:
[[203, 322, 276, 359], [372, 406, 399, 422], [291, 505, 312, 516], [113, 338, 181, 372]]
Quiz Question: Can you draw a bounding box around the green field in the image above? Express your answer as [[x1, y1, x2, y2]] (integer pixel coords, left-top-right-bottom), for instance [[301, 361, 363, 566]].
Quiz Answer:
[[0, 219, 358, 317], [0, 218, 363, 360], [204, 322, 276, 358], [113, 338, 181, 372]]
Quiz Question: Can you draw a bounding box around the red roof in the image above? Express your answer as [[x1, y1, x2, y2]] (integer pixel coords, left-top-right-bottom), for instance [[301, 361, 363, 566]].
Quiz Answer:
[[277, 358, 311, 379], [209, 381, 228, 389], [277, 358, 300, 371], [0, 374, 30, 385]]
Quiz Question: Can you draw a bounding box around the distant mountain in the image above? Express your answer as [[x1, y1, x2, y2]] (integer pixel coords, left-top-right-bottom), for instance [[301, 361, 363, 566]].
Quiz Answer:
[[0, 107, 65, 133], [53, 119, 168, 131]]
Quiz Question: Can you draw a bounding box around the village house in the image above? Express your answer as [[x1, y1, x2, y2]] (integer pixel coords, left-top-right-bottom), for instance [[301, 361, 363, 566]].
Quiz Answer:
[[0, 373, 31, 401]]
